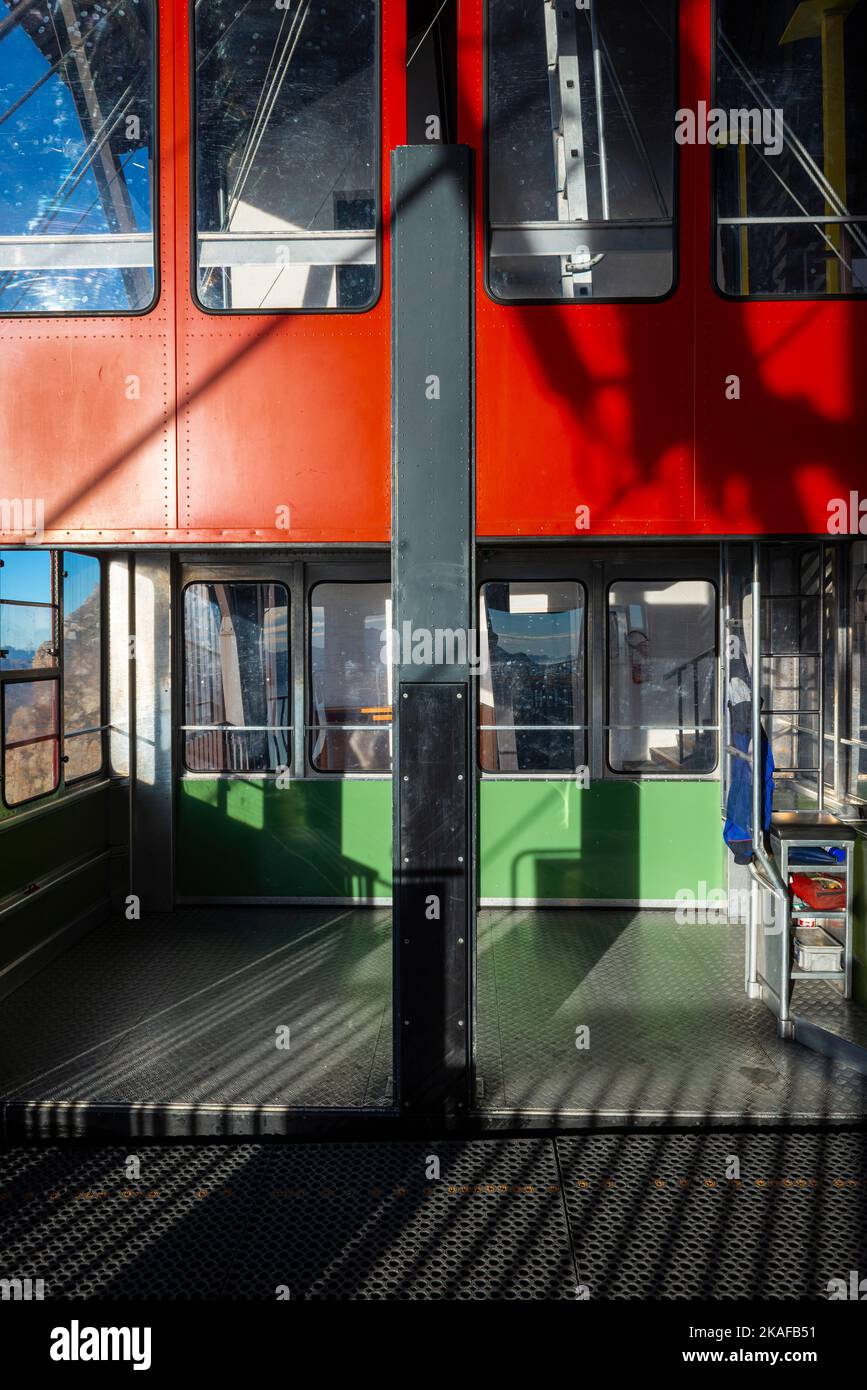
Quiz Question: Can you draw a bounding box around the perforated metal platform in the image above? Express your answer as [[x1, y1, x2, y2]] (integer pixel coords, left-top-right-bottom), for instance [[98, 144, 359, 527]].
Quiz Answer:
[[1, 1133, 864, 1299], [0, 908, 393, 1109], [0, 1140, 574, 1299], [556, 1130, 867, 1301], [476, 909, 867, 1118]]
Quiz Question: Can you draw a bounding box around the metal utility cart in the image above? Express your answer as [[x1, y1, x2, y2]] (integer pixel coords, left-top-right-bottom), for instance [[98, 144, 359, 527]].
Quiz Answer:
[[739, 544, 858, 1041], [770, 812, 856, 1021]]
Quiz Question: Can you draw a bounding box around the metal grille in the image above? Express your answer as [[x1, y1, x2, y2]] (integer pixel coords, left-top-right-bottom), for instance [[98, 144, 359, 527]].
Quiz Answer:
[[557, 1131, 867, 1300], [2, 1134, 865, 1299], [0, 1141, 574, 1300]]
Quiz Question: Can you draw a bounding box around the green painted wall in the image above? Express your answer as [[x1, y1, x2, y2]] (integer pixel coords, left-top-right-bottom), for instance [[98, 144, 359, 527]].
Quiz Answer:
[[0, 786, 111, 900], [0, 861, 110, 971], [479, 779, 725, 901], [177, 778, 393, 899], [0, 785, 114, 971], [180, 777, 722, 904]]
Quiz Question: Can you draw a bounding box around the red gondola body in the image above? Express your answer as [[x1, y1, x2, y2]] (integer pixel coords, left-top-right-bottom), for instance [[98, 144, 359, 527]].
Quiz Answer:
[[0, 0, 405, 546], [0, 0, 863, 545], [463, 0, 866, 539]]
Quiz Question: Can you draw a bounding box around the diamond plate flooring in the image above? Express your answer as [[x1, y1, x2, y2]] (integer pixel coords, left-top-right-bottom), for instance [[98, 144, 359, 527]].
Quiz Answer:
[[0, 1133, 864, 1299], [4, 906, 867, 1119], [792, 977, 867, 1052], [476, 908, 867, 1118], [0, 908, 393, 1108]]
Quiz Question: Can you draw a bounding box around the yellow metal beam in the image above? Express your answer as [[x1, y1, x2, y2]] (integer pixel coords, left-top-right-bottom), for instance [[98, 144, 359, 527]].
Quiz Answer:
[[738, 141, 750, 294], [779, 0, 857, 44]]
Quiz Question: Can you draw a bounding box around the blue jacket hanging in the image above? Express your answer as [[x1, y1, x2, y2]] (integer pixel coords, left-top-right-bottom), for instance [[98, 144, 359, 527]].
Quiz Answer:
[[724, 685, 774, 865]]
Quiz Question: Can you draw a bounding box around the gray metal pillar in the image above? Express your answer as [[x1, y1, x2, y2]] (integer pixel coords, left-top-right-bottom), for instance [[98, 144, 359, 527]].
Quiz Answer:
[[392, 145, 473, 1116], [131, 553, 174, 912]]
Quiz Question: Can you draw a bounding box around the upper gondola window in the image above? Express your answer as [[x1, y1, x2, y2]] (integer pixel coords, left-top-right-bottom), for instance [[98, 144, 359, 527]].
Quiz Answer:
[[194, 0, 377, 312], [715, 0, 867, 298], [487, 0, 676, 302], [0, 0, 156, 315]]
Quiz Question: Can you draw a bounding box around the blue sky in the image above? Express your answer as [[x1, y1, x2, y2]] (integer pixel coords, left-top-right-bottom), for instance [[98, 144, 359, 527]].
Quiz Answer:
[[0, 550, 100, 665], [0, 551, 98, 644], [0, 16, 152, 308], [0, 23, 151, 235], [0, 549, 51, 602]]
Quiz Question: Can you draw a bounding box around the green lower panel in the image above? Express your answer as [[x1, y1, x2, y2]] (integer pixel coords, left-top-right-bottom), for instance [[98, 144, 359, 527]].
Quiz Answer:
[[177, 779, 393, 899], [479, 779, 725, 902], [0, 785, 110, 899], [0, 861, 110, 972]]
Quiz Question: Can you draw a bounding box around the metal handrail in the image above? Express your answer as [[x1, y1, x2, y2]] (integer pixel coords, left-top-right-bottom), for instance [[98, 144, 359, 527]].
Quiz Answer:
[[663, 646, 716, 681], [719, 31, 867, 262], [748, 858, 788, 908]]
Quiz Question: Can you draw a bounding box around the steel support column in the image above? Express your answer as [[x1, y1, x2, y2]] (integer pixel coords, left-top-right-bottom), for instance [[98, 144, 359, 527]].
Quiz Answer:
[[392, 145, 473, 1116]]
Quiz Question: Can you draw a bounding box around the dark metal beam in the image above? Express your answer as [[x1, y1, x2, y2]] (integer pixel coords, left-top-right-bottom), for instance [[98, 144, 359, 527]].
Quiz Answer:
[[392, 145, 473, 1117]]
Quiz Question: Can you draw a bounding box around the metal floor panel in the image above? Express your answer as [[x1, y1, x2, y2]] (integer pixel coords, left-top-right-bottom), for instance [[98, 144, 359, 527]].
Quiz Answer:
[[556, 1131, 867, 1300], [1, 1133, 865, 1299], [0, 908, 393, 1109], [792, 979, 867, 1052], [0, 1140, 574, 1300], [6, 906, 867, 1121], [476, 909, 867, 1118]]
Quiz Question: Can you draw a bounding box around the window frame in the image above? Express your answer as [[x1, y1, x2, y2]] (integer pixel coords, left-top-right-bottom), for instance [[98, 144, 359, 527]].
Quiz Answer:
[[188, 0, 383, 318], [179, 576, 292, 776], [62, 551, 107, 787], [306, 572, 393, 778], [605, 574, 720, 778], [710, 0, 867, 303], [0, 548, 60, 809], [483, 0, 681, 308], [843, 541, 867, 810], [0, 0, 160, 321], [477, 574, 590, 778], [0, 552, 57, 671], [0, 549, 108, 810], [1, 670, 61, 810], [176, 558, 390, 784], [477, 547, 721, 782]]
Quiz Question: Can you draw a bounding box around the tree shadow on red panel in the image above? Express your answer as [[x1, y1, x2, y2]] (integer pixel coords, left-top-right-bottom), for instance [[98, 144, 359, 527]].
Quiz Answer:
[[474, 13, 865, 540]]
